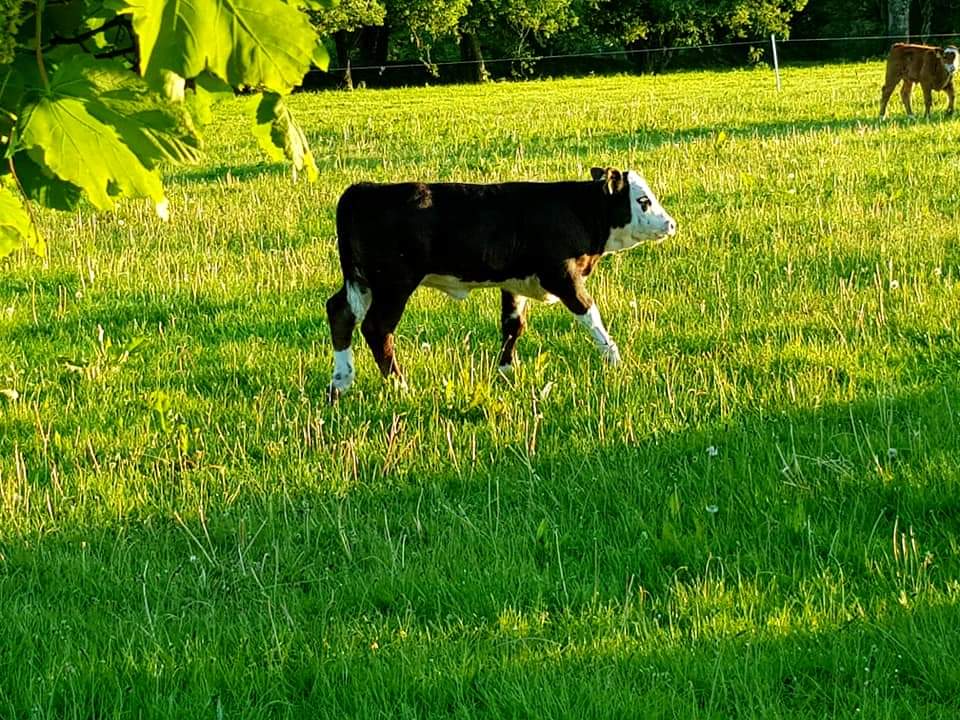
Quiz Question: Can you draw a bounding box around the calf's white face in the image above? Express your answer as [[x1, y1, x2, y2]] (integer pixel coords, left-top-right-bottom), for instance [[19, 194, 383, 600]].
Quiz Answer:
[[605, 171, 677, 253], [945, 46, 959, 74]]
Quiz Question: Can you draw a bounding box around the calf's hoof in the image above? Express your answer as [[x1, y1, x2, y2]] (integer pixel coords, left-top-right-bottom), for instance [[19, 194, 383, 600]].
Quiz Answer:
[[327, 384, 341, 405], [497, 363, 517, 382], [386, 374, 409, 393], [604, 345, 622, 367]]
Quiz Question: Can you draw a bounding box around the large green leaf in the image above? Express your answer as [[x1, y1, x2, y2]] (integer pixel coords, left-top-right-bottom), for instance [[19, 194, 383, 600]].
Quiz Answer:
[[253, 92, 317, 182], [63, 55, 202, 166], [0, 52, 40, 115], [13, 150, 84, 211], [14, 58, 167, 215], [0, 181, 43, 259], [185, 71, 234, 127], [108, 0, 325, 92]]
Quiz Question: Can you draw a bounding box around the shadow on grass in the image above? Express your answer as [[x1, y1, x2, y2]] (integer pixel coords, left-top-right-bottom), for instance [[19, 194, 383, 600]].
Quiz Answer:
[[488, 113, 955, 169], [158, 114, 928, 194], [166, 162, 290, 185], [0, 292, 251, 347], [164, 129, 389, 189], [2, 273, 957, 412]]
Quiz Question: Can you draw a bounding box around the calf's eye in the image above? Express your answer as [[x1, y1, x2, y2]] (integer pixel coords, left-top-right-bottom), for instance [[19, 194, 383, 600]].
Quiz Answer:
[[637, 196, 651, 212]]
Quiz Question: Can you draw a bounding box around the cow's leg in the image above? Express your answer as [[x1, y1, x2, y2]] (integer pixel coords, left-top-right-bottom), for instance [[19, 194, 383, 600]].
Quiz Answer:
[[575, 304, 621, 366], [880, 77, 900, 118], [922, 83, 934, 117], [946, 81, 955, 115], [900, 79, 914, 116], [326, 282, 371, 399], [361, 289, 412, 384], [498, 290, 528, 372], [541, 271, 620, 366], [880, 59, 904, 118]]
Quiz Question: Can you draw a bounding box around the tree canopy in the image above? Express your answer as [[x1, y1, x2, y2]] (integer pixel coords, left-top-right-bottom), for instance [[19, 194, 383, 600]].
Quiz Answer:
[[311, 0, 960, 85], [314, 0, 812, 83]]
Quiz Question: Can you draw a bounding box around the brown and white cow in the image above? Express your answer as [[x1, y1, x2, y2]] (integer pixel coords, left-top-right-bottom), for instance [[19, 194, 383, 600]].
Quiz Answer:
[[325, 167, 677, 398], [880, 42, 958, 118]]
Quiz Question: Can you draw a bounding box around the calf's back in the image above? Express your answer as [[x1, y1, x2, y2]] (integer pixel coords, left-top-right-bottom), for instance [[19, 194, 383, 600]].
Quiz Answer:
[[335, 180, 630, 287]]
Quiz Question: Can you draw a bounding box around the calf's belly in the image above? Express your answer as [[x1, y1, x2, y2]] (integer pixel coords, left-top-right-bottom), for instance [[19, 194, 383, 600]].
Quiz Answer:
[[421, 273, 559, 303]]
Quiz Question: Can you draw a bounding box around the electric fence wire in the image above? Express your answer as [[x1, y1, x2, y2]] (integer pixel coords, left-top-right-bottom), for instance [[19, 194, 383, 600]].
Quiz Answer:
[[324, 31, 960, 74]]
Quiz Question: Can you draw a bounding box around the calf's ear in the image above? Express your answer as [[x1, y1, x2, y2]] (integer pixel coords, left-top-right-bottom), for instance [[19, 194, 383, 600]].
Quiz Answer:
[[591, 166, 626, 195], [602, 167, 625, 196]]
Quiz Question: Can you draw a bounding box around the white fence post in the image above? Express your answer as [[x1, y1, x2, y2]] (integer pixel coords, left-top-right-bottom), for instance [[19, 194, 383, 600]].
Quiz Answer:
[[771, 34, 781, 91]]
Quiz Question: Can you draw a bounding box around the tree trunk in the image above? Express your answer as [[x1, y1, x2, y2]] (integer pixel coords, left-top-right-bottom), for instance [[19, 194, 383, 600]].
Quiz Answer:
[[887, 0, 910, 42], [333, 31, 353, 90], [458, 32, 486, 83], [628, 38, 673, 74], [920, 0, 933, 42], [333, 30, 350, 68], [360, 25, 390, 67]]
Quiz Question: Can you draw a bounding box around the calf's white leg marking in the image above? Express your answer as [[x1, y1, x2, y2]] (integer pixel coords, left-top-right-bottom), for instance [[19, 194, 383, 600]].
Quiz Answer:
[[576, 304, 621, 366], [331, 281, 370, 393], [331, 348, 356, 391], [509, 296, 528, 320], [498, 296, 528, 377], [346, 281, 372, 322]]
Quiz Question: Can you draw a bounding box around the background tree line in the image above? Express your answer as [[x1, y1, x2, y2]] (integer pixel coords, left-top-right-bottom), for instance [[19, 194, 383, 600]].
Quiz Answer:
[[307, 0, 960, 87]]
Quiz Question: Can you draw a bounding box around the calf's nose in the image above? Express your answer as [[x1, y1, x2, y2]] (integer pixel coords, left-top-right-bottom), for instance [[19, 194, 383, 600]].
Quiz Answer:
[[666, 218, 677, 236]]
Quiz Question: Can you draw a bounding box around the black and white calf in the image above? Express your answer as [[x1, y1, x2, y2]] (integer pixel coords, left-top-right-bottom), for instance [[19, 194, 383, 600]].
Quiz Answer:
[[325, 167, 676, 398]]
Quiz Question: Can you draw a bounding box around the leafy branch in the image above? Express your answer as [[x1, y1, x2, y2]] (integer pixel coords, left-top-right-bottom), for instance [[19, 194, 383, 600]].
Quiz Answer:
[[34, 0, 49, 89], [93, 45, 134, 59], [45, 15, 125, 49], [0, 0, 330, 260]]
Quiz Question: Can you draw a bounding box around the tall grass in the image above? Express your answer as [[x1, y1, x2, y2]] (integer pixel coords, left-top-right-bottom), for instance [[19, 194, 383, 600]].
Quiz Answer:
[[2, 61, 960, 718]]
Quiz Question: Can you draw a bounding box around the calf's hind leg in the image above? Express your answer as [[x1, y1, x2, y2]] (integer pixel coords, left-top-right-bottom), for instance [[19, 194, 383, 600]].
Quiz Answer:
[[326, 282, 371, 398], [361, 290, 413, 385], [880, 58, 904, 118], [880, 79, 899, 117]]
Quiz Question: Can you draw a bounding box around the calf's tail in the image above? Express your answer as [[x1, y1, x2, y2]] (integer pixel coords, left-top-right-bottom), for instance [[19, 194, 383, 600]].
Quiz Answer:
[[335, 188, 358, 284], [332, 186, 372, 323]]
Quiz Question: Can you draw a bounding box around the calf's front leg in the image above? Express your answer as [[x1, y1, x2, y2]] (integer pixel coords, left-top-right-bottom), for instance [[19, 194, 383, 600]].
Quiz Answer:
[[577, 304, 621, 366], [541, 270, 621, 366], [900, 79, 914, 115], [498, 290, 528, 371], [879, 81, 897, 118], [946, 81, 955, 115], [360, 291, 412, 385]]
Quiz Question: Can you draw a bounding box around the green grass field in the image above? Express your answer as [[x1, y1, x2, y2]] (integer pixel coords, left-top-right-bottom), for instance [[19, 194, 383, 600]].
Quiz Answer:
[[3, 60, 960, 718]]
